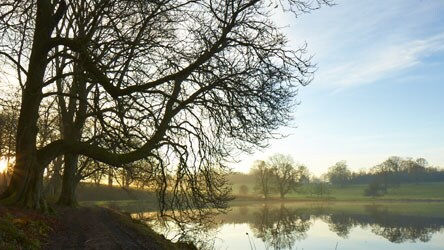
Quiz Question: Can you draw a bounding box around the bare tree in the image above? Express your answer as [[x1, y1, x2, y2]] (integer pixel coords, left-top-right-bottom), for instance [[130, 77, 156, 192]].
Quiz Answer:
[[0, 0, 331, 209], [268, 154, 308, 198], [326, 161, 351, 187], [251, 160, 274, 199]]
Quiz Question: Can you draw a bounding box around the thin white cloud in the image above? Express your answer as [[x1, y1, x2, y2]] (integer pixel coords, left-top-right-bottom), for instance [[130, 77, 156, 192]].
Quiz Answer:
[[315, 33, 444, 89], [275, 0, 444, 91]]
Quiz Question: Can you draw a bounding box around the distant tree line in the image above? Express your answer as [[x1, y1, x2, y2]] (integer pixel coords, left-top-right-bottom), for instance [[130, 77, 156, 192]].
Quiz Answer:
[[230, 155, 444, 199], [325, 157, 444, 187]]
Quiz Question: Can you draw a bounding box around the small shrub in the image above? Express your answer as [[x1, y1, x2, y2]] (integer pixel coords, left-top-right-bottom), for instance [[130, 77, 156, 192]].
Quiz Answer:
[[364, 180, 387, 197]]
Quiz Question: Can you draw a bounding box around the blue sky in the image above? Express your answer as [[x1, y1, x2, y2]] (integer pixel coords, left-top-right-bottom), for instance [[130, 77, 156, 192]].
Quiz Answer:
[[233, 0, 444, 175]]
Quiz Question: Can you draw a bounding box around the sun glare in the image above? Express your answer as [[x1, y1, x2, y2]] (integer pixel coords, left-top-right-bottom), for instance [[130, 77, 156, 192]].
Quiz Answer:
[[0, 159, 8, 173]]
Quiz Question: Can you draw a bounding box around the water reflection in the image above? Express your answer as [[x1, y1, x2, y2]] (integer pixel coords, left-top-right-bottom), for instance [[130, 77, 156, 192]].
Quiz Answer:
[[365, 205, 443, 243], [318, 205, 444, 243], [324, 211, 356, 238], [130, 202, 444, 249], [249, 205, 311, 249], [132, 210, 220, 249]]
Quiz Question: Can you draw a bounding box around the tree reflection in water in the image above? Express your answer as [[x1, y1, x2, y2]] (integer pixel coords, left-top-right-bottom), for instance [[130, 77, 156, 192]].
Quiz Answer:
[[323, 211, 356, 238], [317, 204, 444, 243], [243, 203, 444, 247], [132, 203, 444, 249], [249, 204, 311, 249], [364, 205, 443, 243], [133, 210, 220, 249]]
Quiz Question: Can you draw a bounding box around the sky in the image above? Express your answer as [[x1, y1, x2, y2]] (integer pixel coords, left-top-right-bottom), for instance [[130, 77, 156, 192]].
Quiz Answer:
[[232, 0, 444, 176]]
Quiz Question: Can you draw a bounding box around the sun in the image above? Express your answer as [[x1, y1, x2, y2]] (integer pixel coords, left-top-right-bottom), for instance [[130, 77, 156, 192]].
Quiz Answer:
[[0, 159, 8, 173]]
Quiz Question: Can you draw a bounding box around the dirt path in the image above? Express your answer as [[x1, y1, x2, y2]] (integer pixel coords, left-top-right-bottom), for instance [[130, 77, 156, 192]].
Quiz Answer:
[[44, 206, 163, 250]]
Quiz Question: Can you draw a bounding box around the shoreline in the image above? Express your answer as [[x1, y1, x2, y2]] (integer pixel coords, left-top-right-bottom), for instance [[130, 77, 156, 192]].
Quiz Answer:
[[230, 196, 444, 204]]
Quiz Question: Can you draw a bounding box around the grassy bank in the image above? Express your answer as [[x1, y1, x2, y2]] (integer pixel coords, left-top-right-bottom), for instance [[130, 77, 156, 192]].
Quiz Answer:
[[0, 206, 55, 249], [76, 182, 444, 212], [232, 182, 444, 201]]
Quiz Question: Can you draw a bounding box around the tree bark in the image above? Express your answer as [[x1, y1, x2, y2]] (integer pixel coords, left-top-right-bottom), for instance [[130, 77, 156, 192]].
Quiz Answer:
[[1, 155, 46, 209], [57, 153, 79, 206]]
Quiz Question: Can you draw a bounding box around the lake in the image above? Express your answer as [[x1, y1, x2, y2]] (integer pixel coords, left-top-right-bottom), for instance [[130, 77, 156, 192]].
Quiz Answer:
[[108, 201, 444, 249]]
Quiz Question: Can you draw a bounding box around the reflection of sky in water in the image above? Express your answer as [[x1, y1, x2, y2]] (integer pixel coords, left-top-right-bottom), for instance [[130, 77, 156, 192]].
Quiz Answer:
[[212, 220, 444, 250], [130, 203, 444, 250]]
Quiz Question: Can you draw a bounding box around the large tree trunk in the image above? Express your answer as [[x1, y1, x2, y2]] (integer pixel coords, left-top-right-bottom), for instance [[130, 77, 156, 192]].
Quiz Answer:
[[0, 1, 65, 210], [57, 153, 79, 206], [0, 65, 47, 209], [1, 156, 46, 209]]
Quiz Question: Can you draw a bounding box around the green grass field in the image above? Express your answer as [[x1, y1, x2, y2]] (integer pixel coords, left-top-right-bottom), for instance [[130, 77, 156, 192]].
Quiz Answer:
[[232, 182, 444, 201]]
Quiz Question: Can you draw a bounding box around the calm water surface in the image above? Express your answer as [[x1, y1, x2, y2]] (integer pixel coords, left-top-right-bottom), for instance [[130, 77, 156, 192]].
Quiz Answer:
[[124, 202, 444, 250]]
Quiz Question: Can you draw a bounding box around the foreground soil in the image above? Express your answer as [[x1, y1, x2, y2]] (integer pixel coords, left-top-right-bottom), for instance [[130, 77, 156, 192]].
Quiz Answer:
[[45, 206, 195, 250], [0, 205, 195, 249]]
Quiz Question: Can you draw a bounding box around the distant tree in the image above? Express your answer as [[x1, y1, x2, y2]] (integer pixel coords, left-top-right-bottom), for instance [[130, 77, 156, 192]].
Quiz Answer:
[[267, 154, 309, 198], [311, 182, 331, 197], [416, 158, 428, 168], [83, 161, 107, 186], [348, 156, 444, 185], [364, 180, 387, 198], [251, 160, 274, 199], [326, 161, 351, 187], [402, 158, 427, 184], [239, 185, 249, 196], [297, 165, 311, 185], [371, 156, 402, 188], [411, 158, 427, 184]]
